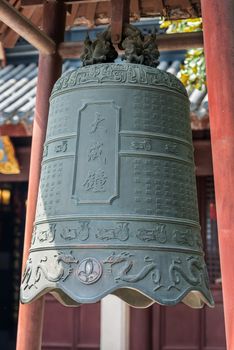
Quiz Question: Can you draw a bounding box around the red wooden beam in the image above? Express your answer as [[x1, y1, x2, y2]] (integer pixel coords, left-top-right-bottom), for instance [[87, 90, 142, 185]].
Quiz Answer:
[[0, 123, 32, 137], [130, 0, 140, 20], [0, 0, 55, 54], [16, 2, 66, 350], [21, 0, 43, 5], [157, 31, 203, 51], [3, 7, 35, 48], [21, 0, 109, 5], [111, 0, 130, 44], [58, 31, 204, 58], [201, 0, 234, 348], [83, 2, 97, 27]]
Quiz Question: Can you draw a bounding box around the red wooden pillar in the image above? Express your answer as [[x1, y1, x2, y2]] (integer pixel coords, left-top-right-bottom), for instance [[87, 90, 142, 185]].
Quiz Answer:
[[201, 1, 234, 349], [16, 2, 66, 350]]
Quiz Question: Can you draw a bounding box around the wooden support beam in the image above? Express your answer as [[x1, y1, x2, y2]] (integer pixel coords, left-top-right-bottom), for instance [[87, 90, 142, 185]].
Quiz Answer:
[[21, 0, 43, 5], [66, 0, 109, 3], [153, 0, 164, 13], [58, 31, 204, 59], [16, 2, 66, 350], [0, 0, 20, 37], [21, 0, 109, 5], [130, 0, 140, 20], [200, 0, 234, 349], [3, 7, 35, 48], [29, 6, 42, 27], [66, 3, 80, 27], [111, 0, 130, 44], [0, 0, 55, 54], [0, 123, 32, 137], [157, 31, 203, 51], [83, 2, 97, 27]]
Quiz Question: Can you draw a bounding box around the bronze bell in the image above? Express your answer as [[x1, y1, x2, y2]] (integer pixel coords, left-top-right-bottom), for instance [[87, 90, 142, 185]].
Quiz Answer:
[[20, 25, 214, 309]]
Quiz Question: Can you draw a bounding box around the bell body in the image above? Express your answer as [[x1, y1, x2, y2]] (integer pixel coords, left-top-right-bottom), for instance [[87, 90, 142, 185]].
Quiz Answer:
[[21, 63, 214, 308]]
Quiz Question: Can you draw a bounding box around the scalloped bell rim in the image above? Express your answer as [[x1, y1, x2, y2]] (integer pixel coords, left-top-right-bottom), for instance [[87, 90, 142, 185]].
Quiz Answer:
[[20, 285, 215, 309]]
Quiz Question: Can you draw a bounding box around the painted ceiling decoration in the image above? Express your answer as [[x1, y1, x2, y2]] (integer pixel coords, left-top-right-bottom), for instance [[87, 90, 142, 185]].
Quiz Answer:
[[0, 136, 20, 174]]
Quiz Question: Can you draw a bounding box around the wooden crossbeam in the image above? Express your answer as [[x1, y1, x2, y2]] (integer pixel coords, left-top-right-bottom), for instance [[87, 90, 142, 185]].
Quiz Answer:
[[157, 31, 203, 50], [58, 31, 204, 58], [0, 0, 19, 35], [3, 7, 35, 48], [21, 0, 42, 5], [21, 0, 110, 5], [0, 0, 55, 54], [111, 0, 130, 44]]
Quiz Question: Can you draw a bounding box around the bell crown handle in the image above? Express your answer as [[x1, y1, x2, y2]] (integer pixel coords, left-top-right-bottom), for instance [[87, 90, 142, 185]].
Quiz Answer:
[[80, 24, 160, 68]]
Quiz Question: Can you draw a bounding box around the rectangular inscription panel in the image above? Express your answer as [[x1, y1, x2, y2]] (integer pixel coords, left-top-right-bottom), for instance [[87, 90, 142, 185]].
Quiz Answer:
[[72, 101, 120, 204]]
